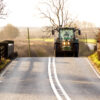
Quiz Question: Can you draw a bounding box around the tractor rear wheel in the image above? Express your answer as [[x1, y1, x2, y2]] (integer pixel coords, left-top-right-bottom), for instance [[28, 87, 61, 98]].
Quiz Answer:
[[55, 44, 59, 57], [74, 44, 79, 57], [55, 50, 59, 57]]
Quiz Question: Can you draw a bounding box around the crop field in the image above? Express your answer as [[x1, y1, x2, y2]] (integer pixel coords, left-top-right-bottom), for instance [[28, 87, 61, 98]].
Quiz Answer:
[[80, 39, 97, 44], [14, 38, 95, 57], [14, 39, 54, 57], [27, 38, 97, 44], [27, 38, 54, 42]]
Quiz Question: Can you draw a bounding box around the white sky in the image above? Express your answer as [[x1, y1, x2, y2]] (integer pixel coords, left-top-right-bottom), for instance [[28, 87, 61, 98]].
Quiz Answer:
[[0, 0, 100, 27]]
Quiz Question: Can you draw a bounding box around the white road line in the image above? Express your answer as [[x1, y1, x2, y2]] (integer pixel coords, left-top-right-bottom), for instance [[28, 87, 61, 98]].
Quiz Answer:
[[86, 58, 100, 79], [48, 57, 62, 100], [53, 57, 71, 100]]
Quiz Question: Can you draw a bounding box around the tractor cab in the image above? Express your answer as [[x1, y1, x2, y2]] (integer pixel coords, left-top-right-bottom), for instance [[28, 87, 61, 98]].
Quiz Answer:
[[59, 28, 75, 41], [59, 27, 81, 40]]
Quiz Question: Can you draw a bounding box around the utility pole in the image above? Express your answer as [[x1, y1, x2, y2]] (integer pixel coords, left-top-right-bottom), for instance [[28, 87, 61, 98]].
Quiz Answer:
[[27, 28, 31, 57], [85, 33, 87, 44]]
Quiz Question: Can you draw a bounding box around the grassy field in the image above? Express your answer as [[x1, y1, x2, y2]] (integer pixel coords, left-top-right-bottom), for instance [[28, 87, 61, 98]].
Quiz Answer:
[[80, 39, 97, 44], [27, 38, 97, 44], [14, 38, 95, 57], [15, 40, 54, 57], [26, 38, 54, 42]]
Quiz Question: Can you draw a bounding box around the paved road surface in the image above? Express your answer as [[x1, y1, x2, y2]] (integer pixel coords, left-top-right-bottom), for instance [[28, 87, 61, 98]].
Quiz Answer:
[[0, 57, 100, 100], [0, 58, 56, 100], [56, 58, 100, 100]]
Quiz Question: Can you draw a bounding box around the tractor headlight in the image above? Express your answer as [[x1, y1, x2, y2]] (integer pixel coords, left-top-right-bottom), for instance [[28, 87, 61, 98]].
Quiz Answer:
[[62, 42, 66, 46], [62, 42, 66, 45], [67, 41, 70, 46], [62, 41, 70, 46]]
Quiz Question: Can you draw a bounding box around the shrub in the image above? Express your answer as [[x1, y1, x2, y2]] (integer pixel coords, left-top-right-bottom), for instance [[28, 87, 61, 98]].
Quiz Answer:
[[89, 52, 100, 69]]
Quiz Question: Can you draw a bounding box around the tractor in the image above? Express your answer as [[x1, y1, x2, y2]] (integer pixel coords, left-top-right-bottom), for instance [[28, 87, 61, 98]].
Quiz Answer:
[[52, 27, 81, 57]]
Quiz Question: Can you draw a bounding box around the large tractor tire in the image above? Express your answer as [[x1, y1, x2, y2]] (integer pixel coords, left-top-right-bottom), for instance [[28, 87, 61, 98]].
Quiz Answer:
[[74, 44, 79, 57], [55, 44, 59, 57], [55, 50, 59, 57]]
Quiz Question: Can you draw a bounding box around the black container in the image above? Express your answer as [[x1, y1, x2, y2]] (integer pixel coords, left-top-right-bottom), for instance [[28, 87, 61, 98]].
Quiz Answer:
[[0, 40, 14, 58]]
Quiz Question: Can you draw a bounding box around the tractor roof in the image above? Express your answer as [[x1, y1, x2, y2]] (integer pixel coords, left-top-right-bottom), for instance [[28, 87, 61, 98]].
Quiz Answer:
[[59, 27, 76, 30]]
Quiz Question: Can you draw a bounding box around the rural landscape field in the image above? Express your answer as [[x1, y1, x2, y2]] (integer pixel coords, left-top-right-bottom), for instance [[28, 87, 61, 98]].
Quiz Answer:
[[0, 0, 100, 100], [0, 26, 98, 57]]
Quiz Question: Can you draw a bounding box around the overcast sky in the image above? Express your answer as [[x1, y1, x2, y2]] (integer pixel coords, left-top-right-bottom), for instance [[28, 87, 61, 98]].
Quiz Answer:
[[0, 0, 100, 27]]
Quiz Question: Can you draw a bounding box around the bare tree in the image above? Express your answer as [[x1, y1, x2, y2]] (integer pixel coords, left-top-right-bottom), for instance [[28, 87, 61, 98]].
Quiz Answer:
[[0, 0, 6, 19], [39, 0, 75, 30]]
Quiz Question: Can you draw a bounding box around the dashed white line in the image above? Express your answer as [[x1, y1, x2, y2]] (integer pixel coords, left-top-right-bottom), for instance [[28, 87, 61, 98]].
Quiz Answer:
[[86, 58, 100, 79]]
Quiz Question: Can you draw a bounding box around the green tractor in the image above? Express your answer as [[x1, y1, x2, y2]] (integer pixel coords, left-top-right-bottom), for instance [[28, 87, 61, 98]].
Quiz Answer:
[[52, 27, 81, 57]]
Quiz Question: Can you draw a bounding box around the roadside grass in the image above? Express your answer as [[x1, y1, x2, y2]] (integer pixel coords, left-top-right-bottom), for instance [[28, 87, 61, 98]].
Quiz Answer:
[[80, 39, 97, 44], [0, 58, 10, 70], [79, 42, 94, 57], [26, 38, 54, 42], [89, 52, 100, 72], [27, 38, 96, 44]]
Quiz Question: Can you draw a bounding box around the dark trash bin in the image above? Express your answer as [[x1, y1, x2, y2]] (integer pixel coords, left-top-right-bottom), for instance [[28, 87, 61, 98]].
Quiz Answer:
[[2, 40, 14, 58]]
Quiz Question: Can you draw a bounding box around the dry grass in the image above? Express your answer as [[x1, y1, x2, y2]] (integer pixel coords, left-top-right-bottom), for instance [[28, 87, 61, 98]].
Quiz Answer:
[[14, 39, 95, 57], [14, 39, 54, 57], [0, 58, 10, 70], [79, 42, 95, 57]]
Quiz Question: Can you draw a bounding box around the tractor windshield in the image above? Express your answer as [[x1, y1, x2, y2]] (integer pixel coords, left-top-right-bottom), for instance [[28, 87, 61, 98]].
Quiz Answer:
[[59, 29, 74, 40]]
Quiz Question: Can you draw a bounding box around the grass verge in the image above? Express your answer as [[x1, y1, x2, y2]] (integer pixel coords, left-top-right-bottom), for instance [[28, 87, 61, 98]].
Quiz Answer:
[[26, 38, 54, 42], [0, 58, 10, 71], [80, 39, 97, 44], [89, 52, 100, 73], [26, 38, 96, 44]]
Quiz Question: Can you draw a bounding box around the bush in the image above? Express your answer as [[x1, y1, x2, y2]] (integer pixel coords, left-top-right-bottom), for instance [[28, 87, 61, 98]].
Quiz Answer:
[[0, 24, 20, 39], [89, 52, 100, 69], [0, 58, 10, 70]]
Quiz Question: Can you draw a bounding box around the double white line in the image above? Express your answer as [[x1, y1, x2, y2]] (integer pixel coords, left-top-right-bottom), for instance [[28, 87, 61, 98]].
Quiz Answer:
[[48, 57, 71, 100]]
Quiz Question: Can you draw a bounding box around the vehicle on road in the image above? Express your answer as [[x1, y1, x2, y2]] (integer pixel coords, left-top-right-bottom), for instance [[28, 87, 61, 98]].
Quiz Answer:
[[52, 27, 81, 57]]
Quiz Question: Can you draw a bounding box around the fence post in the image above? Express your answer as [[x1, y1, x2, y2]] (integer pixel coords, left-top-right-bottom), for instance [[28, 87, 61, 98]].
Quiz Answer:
[[85, 34, 87, 44], [27, 28, 31, 57]]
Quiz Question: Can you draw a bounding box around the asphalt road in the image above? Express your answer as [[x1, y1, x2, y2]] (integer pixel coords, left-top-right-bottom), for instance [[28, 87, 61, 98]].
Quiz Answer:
[[56, 58, 100, 100], [0, 58, 56, 100], [0, 57, 100, 100]]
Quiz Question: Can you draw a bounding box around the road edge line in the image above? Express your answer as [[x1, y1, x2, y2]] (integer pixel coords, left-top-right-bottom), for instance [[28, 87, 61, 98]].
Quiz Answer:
[[86, 58, 100, 79], [53, 57, 71, 100], [48, 57, 62, 100]]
